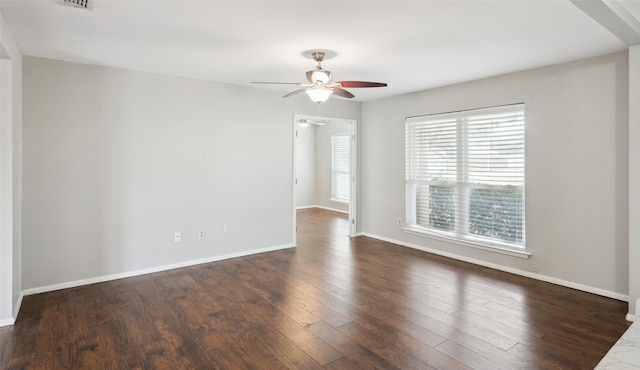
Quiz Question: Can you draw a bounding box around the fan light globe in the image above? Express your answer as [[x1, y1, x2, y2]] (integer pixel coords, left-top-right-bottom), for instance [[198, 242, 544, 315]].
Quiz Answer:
[[306, 88, 333, 103], [311, 70, 330, 83]]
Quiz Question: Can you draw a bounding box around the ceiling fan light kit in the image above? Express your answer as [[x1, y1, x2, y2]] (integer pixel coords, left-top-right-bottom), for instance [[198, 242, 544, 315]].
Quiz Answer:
[[306, 86, 333, 103], [297, 118, 327, 127], [252, 51, 387, 104], [309, 69, 331, 84]]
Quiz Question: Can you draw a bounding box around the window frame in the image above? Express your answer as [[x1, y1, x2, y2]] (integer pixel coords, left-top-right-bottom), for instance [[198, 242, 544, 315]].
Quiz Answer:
[[331, 133, 350, 204], [404, 104, 528, 257]]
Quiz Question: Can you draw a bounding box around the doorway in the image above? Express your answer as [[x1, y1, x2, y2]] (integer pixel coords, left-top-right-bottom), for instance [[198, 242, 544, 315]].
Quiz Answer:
[[292, 114, 357, 246]]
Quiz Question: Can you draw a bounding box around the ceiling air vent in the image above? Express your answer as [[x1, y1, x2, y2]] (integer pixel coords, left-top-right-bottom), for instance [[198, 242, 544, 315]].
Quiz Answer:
[[61, 0, 94, 10]]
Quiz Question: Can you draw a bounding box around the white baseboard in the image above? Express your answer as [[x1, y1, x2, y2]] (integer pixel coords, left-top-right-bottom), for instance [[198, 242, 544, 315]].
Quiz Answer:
[[361, 232, 629, 302], [0, 291, 24, 327], [0, 317, 14, 327], [296, 205, 349, 214], [627, 299, 640, 322], [22, 243, 293, 297]]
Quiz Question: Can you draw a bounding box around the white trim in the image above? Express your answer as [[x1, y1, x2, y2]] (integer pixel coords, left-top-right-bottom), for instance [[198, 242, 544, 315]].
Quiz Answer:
[[292, 116, 299, 247], [297, 205, 349, 215], [362, 232, 628, 302], [296, 205, 317, 210], [0, 51, 14, 330], [0, 317, 13, 327], [1, 292, 24, 326], [628, 299, 640, 322], [349, 120, 358, 237], [13, 290, 22, 317], [402, 226, 530, 258], [22, 244, 292, 296]]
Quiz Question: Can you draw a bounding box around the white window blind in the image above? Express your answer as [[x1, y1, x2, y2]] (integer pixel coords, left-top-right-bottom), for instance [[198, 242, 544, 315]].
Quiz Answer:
[[405, 104, 525, 248], [331, 134, 350, 203]]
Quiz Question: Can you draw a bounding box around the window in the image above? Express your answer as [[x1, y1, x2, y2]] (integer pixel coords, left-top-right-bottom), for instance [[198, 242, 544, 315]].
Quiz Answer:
[[405, 104, 525, 249], [331, 134, 350, 203]]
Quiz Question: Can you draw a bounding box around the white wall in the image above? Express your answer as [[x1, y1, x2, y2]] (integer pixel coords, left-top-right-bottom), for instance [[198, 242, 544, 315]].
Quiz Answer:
[[22, 56, 361, 291], [629, 44, 640, 317], [361, 52, 629, 299], [0, 9, 22, 326], [295, 124, 315, 208]]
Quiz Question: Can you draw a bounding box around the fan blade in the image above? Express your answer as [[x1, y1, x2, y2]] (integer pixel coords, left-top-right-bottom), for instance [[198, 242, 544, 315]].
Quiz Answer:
[[283, 88, 309, 98], [332, 87, 355, 99], [337, 81, 387, 88], [252, 82, 301, 85]]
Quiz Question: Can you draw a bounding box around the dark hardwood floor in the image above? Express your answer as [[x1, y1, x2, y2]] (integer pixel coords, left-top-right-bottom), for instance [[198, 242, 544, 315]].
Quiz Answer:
[[0, 208, 631, 369]]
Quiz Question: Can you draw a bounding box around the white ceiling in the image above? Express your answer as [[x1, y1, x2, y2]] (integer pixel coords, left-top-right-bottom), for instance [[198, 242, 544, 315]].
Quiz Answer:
[[1, 0, 638, 102]]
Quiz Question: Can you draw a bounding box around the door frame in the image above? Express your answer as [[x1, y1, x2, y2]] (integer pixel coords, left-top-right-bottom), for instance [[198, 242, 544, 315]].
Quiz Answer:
[[0, 55, 14, 326], [292, 114, 357, 246]]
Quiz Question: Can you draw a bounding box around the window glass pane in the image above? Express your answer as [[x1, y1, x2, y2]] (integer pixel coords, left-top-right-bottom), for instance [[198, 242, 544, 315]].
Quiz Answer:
[[469, 188, 524, 243], [416, 184, 455, 231], [412, 120, 457, 182], [331, 134, 350, 203], [332, 172, 350, 203], [468, 111, 524, 186]]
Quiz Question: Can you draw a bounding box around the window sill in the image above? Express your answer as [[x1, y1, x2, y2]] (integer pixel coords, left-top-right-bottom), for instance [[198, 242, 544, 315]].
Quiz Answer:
[[330, 199, 349, 205], [401, 226, 531, 259]]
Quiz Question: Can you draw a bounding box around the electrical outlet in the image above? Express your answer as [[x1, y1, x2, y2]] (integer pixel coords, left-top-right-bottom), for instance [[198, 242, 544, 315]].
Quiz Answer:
[[174, 232, 181, 242], [397, 217, 402, 225], [224, 224, 230, 233], [198, 230, 205, 239]]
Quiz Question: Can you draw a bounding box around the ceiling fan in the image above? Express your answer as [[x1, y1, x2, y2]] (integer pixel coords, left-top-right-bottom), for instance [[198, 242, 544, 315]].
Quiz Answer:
[[252, 51, 387, 103]]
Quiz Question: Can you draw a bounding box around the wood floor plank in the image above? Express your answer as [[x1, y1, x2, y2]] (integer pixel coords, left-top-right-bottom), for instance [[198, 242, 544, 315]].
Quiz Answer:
[[132, 274, 178, 320], [140, 339, 182, 369], [337, 320, 437, 370], [151, 272, 188, 301], [225, 280, 344, 366], [406, 310, 518, 351], [1, 208, 631, 369], [33, 309, 69, 369], [1, 312, 40, 368], [306, 320, 401, 370], [113, 300, 163, 348], [434, 340, 511, 370], [153, 318, 219, 369], [323, 356, 371, 370], [209, 342, 286, 370], [69, 335, 122, 369], [386, 330, 473, 370]]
